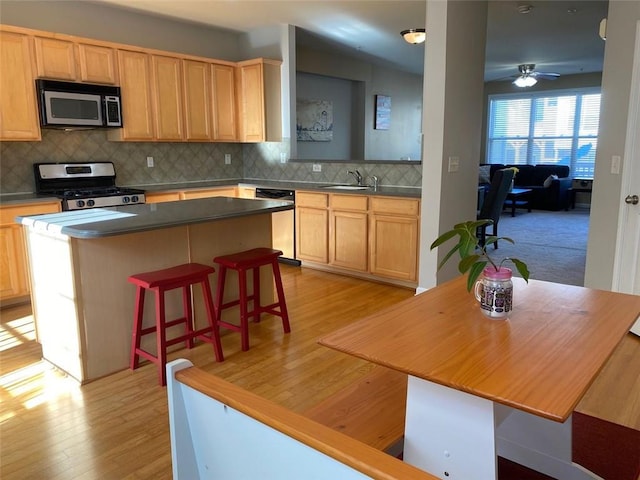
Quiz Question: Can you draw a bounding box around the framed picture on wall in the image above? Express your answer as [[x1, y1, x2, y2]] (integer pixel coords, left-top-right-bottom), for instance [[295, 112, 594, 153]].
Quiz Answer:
[[375, 94, 391, 130]]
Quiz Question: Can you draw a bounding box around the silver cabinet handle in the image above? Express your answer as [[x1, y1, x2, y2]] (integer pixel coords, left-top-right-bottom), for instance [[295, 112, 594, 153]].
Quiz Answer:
[[625, 194, 639, 205]]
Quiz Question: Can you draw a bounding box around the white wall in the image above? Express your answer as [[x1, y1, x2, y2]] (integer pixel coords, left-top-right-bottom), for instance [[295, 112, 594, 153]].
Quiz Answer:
[[585, 0, 640, 290], [418, 0, 489, 290]]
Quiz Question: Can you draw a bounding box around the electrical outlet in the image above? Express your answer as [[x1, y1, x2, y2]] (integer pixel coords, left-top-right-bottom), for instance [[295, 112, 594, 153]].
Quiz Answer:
[[224, 154, 231, 165], [280, 152, 287, 164], [146, 156, 154, 168], [312, 163, 322, 172]]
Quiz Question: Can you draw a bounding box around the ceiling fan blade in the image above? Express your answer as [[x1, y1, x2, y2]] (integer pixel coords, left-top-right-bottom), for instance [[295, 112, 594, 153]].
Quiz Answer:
[[532, 72, 560, 80]]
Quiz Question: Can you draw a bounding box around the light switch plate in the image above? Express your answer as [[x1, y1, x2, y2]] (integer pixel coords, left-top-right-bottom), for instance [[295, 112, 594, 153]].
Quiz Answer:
[[312, 164, 321, 172], [611, 155, 621, 174], [146, 156, 154, 167], [448, 156, 460, 173], [225, 154, 231, 165]]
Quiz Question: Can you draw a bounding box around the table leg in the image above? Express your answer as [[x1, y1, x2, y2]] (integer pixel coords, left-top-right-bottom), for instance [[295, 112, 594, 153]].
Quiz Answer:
[[511, 198, 516, 217], [403, 376, 601, 480], [404, 377, 499, 479]]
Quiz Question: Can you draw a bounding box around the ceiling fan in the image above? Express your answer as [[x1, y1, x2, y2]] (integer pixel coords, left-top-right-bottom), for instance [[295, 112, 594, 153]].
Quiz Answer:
[[513, 64, 560, 87]]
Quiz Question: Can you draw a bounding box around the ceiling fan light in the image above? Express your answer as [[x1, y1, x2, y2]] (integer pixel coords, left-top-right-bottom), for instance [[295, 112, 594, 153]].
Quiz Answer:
[[514, 76, 538, 87], [401, 29, 426, 44]]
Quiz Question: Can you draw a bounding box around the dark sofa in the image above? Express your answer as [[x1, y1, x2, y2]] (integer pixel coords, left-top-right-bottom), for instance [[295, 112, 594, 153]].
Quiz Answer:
[[479, 164, 572, 211]]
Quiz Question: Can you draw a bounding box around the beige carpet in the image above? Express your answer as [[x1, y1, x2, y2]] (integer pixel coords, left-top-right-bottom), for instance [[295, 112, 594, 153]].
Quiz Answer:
[[491, 207, 589, 286]]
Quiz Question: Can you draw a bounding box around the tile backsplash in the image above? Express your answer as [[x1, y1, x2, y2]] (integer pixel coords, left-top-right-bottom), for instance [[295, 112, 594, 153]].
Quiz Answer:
[[0, 130, 422, 194]]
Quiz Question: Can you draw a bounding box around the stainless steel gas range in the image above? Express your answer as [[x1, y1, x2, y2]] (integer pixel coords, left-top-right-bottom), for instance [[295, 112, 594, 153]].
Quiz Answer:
[[34, 162, 145, 211]]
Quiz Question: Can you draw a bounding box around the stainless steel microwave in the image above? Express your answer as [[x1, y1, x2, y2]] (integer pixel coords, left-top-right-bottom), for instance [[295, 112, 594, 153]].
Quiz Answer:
[[36, 79, 122, 128]]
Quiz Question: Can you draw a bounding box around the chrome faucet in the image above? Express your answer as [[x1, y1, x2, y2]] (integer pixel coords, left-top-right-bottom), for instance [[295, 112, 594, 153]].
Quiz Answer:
[[370, 175, 379, 190], [347, 169, 363, 185]]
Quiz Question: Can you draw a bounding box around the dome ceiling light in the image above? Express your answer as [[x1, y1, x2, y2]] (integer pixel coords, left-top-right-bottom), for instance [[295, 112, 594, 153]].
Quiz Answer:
[[401, 28, 426, 44]]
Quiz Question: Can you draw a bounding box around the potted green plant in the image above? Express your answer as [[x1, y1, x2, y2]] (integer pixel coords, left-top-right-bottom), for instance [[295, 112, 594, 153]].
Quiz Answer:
[[430, 219, 530, 292]]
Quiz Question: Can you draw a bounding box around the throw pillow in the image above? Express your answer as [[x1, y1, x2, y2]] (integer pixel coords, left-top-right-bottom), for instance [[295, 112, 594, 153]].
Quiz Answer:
[[543, 174, 559, 188], [479, 165, 491, 184]]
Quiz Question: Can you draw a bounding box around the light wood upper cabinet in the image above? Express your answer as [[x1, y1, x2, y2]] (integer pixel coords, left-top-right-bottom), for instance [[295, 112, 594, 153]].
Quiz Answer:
[[183, 59, 212, 141], [77, 43, 117, 84], [113, 49, 154, 140], [151, 54, 184, 141], [34, 36, 77, 80], [0, 30, 41, 141], [369, 197, 420, 282], [212, 63, 237, 141], [236, 58, 282, 142], [34, 37, 117, 84], [0, 201, 61, 302]]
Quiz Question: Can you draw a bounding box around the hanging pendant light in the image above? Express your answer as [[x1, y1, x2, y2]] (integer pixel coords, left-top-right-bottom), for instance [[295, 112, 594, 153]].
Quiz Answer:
[[401, 28, 426, 44]]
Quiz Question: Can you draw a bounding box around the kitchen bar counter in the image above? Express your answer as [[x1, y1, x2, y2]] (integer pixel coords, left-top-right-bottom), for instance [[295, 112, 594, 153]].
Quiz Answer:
[[20, 197, 285, 383], [17, 197, 293, 238]]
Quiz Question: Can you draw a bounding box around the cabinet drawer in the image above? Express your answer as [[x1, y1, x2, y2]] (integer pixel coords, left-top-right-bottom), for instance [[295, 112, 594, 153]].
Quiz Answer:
[[296, 191, 328, 208], [370, 196, 419, 216], [0, 202, 61, 224], [330, 194, 368, 212], [181, 187, 237, 199], [145, 192, 181, 203]]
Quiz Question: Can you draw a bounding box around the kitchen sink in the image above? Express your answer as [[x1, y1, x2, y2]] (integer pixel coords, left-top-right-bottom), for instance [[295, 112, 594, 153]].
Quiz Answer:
[[322, 185, 370, 190]]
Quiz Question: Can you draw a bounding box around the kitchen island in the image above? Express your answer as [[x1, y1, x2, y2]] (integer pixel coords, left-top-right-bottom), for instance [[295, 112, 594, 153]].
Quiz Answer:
[[18, 197, 293, 383]]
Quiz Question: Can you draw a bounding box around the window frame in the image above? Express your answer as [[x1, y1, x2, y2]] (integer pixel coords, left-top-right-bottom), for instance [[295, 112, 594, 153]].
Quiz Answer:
[[486, 87, 601, 179]]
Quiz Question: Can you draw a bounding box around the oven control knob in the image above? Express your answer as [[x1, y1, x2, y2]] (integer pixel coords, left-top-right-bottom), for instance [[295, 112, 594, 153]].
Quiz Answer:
[[77, 200, 85, 208], [123, 196, 130, 203], [131, 195, 139, 203], [87, 200, 95, 207]]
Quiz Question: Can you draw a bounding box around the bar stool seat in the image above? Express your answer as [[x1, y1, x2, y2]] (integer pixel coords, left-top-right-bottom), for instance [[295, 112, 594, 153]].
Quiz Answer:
[[128, 263, 224, 386], [213, 248, 291, 351]]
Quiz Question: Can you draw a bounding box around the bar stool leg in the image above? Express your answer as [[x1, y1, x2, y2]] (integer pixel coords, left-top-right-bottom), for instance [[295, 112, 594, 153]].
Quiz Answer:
[[238, 268, 250, 351], [130, 285, 146, 370], [215, 265, 227, 324], [182, 285, 194, 349], [156, 287, 168, 386], [252, 265, 261, 323], [201, 277, 224, 361], [272, 259, 291, 333]]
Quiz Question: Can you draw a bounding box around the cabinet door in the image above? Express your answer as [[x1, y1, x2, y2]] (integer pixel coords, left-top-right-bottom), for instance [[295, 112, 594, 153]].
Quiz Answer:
[[296, 207, 328, 264], [152, 55, 184, 141], [237, 187, 255, 199], [329, 210, 368, 271], [369, 214, 419, 281], [0, 31, 41, 140], [212, 64, 237, 141], [0, 224, 28, 300], [78, 43, 117, 84], [34, 36, 77, 80], [116, 50, 155, 140], [0, 202, 61, 301], [183, 59, 212, 141], [237, 62, 265, 142]]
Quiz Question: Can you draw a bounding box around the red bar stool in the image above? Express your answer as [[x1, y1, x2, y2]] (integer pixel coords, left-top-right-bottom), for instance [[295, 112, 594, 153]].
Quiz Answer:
[[128, 263, 224, 386], [213, 248, 291, 351]]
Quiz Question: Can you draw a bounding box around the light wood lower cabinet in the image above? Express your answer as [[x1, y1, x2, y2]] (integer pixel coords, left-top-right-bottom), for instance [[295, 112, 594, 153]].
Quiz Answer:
[[145, 191, 182, 203], [180, 187, 237, 200], [297, 192, 420, 284], [0, 201, 61, 302], [296, 192, 329, 264], [329, 194, 368, 271], [369, 197, 420, 282]]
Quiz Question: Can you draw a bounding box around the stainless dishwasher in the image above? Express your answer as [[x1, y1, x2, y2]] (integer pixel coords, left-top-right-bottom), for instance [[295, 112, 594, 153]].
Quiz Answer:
[[255, 188, 301, 266]]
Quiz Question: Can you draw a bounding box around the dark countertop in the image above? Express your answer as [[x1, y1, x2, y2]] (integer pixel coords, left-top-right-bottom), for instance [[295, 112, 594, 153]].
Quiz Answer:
[[17, 197, 293, 239], [1, 179, 421, 206]]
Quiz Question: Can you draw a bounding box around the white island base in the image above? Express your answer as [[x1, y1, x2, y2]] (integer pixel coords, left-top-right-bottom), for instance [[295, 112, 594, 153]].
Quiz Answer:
[[25, 213, 274, 383]]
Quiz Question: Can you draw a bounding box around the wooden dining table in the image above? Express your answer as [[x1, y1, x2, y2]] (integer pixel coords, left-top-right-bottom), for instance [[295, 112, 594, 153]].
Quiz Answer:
[[319, 276, 640, 480]]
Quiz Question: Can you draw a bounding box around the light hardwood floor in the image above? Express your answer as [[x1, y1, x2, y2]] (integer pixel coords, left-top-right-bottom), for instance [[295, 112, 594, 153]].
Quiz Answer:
[[1, 265, 639, 479]]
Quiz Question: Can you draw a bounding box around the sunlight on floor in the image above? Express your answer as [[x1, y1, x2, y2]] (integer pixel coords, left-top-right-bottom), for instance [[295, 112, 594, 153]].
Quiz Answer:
[[0, 315, 36, 351], [0, 307, 82, 424]]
